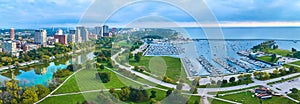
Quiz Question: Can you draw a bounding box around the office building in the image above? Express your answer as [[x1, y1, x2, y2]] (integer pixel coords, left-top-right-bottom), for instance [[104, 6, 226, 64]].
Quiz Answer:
[[102, 25, 109, 37], [76, 26, 88, 42], [69, 30, 76, 34], [23, 44, 39, 52], [2, 41, 17, 55], [34, 29, 47, 45], [68, 34, 76, 43], [54, 35, 68, 45], [112, 27, 117, 35], [95, 26, 101, 36]]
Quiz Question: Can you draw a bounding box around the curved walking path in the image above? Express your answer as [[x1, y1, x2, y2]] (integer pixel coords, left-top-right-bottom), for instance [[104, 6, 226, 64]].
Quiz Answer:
[[50, 89, 120, 97], [35, 67, 85, 104], [111, 48, 177, 89]]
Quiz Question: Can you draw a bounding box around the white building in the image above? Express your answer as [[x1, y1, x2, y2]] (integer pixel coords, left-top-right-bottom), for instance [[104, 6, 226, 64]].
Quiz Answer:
[[2, 41, 17, 55], [76, 26, 88, 42], [56, 29, 63, 35], [95, 26, 101, 36], [34, 29, 47, 45]]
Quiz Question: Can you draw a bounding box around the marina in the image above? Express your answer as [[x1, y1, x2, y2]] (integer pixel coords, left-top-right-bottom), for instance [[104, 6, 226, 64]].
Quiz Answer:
[[196, 55, 222, 76], [213, 58, 238, 74], [226, 57, 255, 73]]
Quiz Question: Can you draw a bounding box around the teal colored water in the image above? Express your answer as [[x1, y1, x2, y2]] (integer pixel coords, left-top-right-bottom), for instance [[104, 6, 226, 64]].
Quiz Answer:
[[0, 52, 95, 87], [17, 62, 69, 87]]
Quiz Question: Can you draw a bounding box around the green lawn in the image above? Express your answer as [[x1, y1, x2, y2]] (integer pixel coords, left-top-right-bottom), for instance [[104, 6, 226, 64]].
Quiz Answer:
[[290, 61, 300, 66], [54, 76, 80, 94], [129, 56, 186, 82], [218, 91, 296, 104], [208, 97, 231, 104], [115, 40, 132, 47], [187, 96, 201, 104], [288, 91, 300, 101], [208, 86, 259, 95], [54, 68, 142, 94], [257, 56, 279, 63], [266, 49, 293, 57], [43, 89, 166, 104], [40, 92, 86, 104]]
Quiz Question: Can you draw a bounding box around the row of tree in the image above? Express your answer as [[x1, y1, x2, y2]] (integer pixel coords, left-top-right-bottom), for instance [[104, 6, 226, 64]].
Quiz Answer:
[[0, 79, 50, 104], [254, 66, 298, 80]]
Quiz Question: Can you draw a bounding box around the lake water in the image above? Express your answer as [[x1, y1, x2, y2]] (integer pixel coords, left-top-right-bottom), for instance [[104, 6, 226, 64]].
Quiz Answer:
[[175, 27, 300, 40], [175, 27, 300, 76], [0, 52, 95, 87]]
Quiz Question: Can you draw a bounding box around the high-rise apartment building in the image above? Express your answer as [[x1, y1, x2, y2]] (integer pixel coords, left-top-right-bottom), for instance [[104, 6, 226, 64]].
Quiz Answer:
[[102, 25, 109, 37], [10, 28, 14, 40], [76, 26, 88, 42], [2, 41, 17, 55], [34, 29, 47, 45], [95, 26, 101, 36]]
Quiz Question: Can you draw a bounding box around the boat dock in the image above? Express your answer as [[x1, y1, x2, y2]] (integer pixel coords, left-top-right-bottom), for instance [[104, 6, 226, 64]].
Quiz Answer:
[[213, 58, 238, 74], [226, 57, 255, 72], [240, 57, 271, 68], [197, 56, 222, 76]]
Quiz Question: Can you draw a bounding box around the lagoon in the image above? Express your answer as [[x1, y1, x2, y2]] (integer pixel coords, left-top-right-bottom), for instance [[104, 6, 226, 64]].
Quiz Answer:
[[0, 52, 95, 87]]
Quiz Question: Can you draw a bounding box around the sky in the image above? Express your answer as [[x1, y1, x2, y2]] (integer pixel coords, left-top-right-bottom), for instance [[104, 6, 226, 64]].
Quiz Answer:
[[1, 0, 300, 28]]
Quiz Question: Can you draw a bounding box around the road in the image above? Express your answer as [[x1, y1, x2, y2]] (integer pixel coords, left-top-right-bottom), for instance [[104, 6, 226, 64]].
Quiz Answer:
[[197, 72, 300, 95]]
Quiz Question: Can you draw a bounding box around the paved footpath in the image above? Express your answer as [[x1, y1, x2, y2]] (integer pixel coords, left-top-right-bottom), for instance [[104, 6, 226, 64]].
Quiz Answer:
[[34, 67, 85, 104], [111, 48, 178, 89]]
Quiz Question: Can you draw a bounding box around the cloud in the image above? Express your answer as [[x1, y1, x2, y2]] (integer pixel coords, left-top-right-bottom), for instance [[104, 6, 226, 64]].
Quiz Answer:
[[0, 0, 93, 28], [1, 0, 300, 28]]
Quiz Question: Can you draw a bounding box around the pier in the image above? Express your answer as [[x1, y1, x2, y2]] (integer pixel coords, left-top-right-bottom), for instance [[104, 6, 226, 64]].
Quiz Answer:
[[213, 58, 238, 74], [226, 57, 255, 72], [197, 56, 222, 76]]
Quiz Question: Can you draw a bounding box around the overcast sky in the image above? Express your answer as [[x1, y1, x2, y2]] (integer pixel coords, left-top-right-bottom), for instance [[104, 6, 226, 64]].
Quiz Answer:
[[1, 0, 300, 28]]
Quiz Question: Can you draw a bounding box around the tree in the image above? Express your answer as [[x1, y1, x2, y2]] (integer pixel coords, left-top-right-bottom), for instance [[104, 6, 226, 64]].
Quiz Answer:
[[166, 90, 172, 97], [150, 90, 156, 98], [129, 87, 148, 102], [109, 88, 115, 94], [176, 83, 183, 90], [150, 98, 160, 104], [100, 64, 105, 70], [280, 69, 287, 76], [4, 79, 22, 103], [36, 84, 50, 99], [290, 88, 298, 94], [217, 80, 222, 85], [134, 54, 141, 62], [263, 72, 271, 80], [119, 87, 130, 101], [222, 80, 228, 85], [253, 71, 260, 78], [289, 66, 297, 73], [292, 48, 297, 52], [272, 70, 280, 78], [192, 77, 200, 86], [229, 77, 236, 83], [271, 54, 277, 62], [189, 86, 198, 94], [163, 76, 174, 83], [96, 72, 110, 83], [133, 66, 139, 71], [22, 87, 39, 104]]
